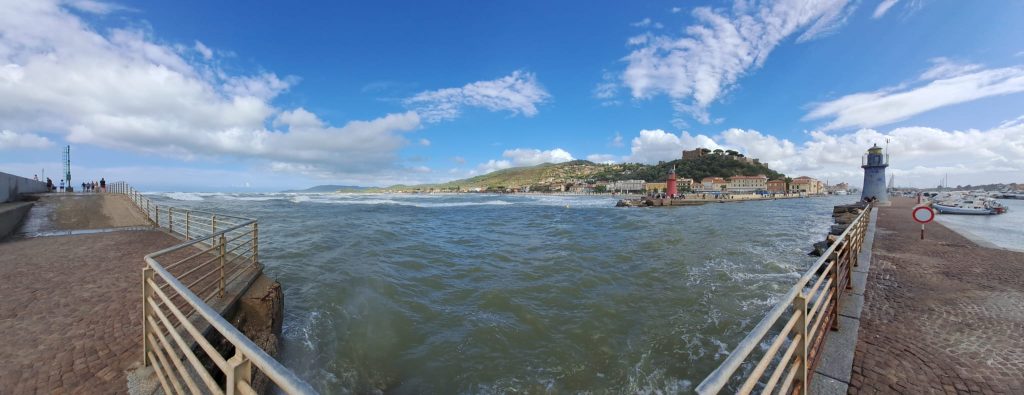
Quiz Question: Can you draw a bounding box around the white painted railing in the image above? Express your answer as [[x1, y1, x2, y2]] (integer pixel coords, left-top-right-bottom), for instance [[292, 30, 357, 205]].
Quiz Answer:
[[697, 205, 872, 394], [110, 182, 316, 395]]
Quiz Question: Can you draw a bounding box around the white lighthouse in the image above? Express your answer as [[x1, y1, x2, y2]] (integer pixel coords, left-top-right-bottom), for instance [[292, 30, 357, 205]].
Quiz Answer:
[[861, 144, 889, 205]]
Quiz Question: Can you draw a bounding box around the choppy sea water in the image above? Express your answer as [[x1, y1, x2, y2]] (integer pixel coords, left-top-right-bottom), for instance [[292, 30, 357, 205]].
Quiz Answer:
[[935, 199, 1024, 252], [146, 192, 856, 394]]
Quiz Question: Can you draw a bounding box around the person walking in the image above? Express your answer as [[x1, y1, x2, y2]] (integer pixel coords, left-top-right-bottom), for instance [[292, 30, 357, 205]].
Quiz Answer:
[[100, 178, 106, 193], [59, 179, 64, 193], [46, 177, 53, 192]]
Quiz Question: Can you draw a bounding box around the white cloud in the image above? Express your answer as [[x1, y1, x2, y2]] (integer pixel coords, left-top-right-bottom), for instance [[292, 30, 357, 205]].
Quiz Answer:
[[194, 40, 213, 60], [0, 0, 423, 179], [470, 148, 575, 175], [610, 131, 624, 147], [404, 71, 551, 122], [872, 0, 899, 18], [919, 57, 982, 81], [626, 129, 722, 163], [586, 154, 618, 164], [62, 0, 128, 14], [418, 138, 431, 146], [805, 64, 1024, 130], [671, 7, 683, 14], [474, 159, 512, 175], [0, 130, 53, 149], [452, 156, 466, 164], [632, 18, 663, 29], [502, 148, 574, 166], [620, 117, 1024, 186], [620, 0, 855, 122]]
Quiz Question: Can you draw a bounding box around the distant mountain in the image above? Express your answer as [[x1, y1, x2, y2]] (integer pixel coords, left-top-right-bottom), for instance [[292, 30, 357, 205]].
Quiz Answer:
[[388, 155, 787, 191], [281, 185, 369, 193]]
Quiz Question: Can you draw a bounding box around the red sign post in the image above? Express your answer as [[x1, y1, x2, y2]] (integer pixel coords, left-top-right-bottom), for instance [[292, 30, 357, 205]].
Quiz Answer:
[[912, 205, 935, 240]]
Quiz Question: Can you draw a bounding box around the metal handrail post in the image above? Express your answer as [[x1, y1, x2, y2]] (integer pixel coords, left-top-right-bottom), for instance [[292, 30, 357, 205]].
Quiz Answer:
[[252, 223, 259, 266], [185, 211, 191, 240], [219, 234, 226, 297], [226, 352, 252, 395], [142, 267, 155, 366], [795, 293, 809, 395], [831, 251, 841, 331]]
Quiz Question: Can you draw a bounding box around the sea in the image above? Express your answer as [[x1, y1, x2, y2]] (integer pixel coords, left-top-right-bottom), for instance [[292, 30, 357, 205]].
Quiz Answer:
[[935, 198, 1024, 252], [146, 192, 860, 394]]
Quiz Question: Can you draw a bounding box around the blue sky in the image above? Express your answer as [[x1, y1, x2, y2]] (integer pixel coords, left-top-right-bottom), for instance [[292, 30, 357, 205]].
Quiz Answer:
[[1, 0, 1023, 191]]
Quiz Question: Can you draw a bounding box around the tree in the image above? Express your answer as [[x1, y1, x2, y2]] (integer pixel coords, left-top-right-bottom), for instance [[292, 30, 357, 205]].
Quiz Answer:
[[594, 185, 607, 193]]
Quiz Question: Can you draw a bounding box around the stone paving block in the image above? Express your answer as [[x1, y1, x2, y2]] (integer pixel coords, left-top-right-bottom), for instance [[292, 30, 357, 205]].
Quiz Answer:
[[816, 315, 859, 383], [839, 292, 865, 319], [850, 271, 868, 295], [811, 371, 848, 395]]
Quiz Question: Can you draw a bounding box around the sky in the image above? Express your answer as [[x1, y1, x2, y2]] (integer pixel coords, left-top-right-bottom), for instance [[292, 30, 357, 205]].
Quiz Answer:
[[0, 0, 1022, 192]]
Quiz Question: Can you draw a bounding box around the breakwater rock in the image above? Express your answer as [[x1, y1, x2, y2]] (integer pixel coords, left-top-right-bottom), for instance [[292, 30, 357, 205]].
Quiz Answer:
[[809, 202, 868, 256]]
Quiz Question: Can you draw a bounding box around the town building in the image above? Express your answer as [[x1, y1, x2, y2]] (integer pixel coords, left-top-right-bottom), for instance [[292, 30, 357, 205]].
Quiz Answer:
[[611, 179, 645, 194], [726, 175, 768, 193], [678, 178, 694, 191], [698, 177, 728, 192], [790, 176, 824, 194], [828, 182, 850, 194], [682, 148, 709, 160], [645, 182, 667, 193], [767, 180, 787, 193]]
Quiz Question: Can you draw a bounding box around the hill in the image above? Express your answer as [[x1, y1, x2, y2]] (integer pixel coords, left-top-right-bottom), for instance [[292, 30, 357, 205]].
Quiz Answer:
[[282, 184, 369, 193], [391, 154, 787, 191]]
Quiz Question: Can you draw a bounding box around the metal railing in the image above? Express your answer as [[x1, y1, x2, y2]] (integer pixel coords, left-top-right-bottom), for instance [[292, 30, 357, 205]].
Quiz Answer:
[[696, 205, 872, 394], [110, 182, 316, 395]]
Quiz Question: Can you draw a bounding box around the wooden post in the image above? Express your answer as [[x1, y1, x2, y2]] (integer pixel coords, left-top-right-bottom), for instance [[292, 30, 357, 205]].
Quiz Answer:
[[795, 293, 809, 395], [831, 250, 841, 331], [168, 207, 173, 234], [185, 211, 191, 240]]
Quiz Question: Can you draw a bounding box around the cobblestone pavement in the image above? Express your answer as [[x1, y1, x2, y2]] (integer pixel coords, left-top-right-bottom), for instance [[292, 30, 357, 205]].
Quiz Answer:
[[0, 231, 184, 394], [849, 198, 1024, 394]]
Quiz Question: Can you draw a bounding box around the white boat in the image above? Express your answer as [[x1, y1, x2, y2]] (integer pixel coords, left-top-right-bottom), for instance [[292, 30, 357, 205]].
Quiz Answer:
[[932, 198, 1008, 215]]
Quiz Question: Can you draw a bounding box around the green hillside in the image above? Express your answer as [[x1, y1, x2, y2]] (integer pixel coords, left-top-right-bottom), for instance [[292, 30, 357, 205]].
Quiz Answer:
[[387, 153, 787, 191]]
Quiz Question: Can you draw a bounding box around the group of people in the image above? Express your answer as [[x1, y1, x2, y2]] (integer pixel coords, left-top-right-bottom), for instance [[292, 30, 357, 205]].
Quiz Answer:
[[81, 179, 106, 192], [39, 175, 106, 193]]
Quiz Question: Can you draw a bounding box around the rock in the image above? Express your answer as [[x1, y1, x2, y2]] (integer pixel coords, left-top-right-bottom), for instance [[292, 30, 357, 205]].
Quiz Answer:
[[830, 224, 849, 235], [616, 200, 628, 207], [809, 240, 829, 257]]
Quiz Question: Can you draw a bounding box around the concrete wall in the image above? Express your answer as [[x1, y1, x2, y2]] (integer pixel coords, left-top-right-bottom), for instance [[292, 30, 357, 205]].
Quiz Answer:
[[1, 171, 49, 203], [0, 202, 33, 239]]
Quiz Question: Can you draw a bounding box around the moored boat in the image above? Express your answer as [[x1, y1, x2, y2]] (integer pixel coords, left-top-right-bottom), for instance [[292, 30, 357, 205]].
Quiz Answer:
[[932, 198, 1008, 215]]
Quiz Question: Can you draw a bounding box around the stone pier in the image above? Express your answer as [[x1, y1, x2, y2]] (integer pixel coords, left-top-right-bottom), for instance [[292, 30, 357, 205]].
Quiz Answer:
[[0, 193, 281, 393], [848, 198, 1024, 394]]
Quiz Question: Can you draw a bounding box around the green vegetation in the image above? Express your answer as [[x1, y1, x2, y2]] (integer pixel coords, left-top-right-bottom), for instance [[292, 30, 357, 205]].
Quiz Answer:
[[385, 153, 786, 192]]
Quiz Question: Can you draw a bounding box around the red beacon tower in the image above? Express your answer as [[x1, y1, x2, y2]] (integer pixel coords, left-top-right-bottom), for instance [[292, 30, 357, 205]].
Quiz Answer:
[[667, 165, 678, 197]]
